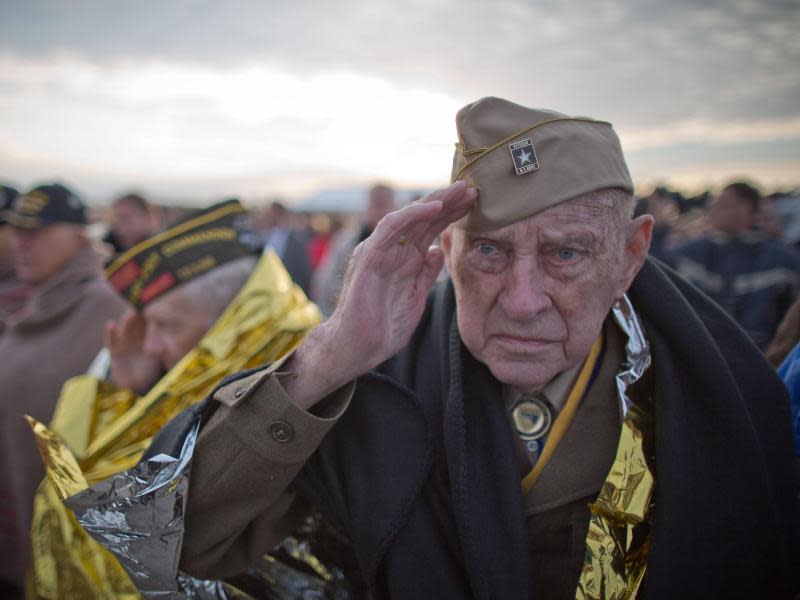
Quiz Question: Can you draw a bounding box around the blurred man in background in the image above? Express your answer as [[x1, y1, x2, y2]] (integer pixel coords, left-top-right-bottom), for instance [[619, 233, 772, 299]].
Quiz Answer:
[[312, 183, 396, 315], [669, 181, 800, 349], [307, 214, 343, 273], [0, 184, 31, 315], [0, 183, 126, 600], [104, 201, 257, 394], [104, 192, 161, 259], [637, 186, 680, 262], [251, 201, 312, 296]]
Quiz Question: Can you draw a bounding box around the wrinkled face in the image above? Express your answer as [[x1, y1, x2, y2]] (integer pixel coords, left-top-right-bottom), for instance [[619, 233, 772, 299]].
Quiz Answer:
[[12, 224, 86, 284], [142, 288, 215, 370], [113, 202, 156, 250], [443, 196, 651, 392], [708, 188, 753, 234]]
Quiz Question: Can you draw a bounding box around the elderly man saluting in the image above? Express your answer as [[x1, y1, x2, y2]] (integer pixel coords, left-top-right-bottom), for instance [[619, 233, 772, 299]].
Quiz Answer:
[[82, 98, 797, 599], [172, 97, 798, 598]]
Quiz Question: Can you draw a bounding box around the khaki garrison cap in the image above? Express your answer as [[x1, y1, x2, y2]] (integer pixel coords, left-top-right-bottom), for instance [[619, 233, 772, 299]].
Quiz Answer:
[[451, 97, 633, 231]]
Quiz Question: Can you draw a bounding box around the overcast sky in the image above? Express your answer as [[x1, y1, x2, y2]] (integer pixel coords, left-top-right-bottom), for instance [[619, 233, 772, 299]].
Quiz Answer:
[[1, 0, 798, 204]]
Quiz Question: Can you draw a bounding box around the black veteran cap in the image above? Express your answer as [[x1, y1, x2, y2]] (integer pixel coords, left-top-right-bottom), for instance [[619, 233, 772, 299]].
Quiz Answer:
[[5, 183, 87, 229], [451, 97, 633, 231], [0, 184, 19, 225], [106, 199, 251, 309]]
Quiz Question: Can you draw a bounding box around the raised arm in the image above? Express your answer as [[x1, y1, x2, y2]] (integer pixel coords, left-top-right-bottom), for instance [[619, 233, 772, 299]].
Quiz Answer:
[[284, 181, 477, 408], [179, 182, 476, 578]]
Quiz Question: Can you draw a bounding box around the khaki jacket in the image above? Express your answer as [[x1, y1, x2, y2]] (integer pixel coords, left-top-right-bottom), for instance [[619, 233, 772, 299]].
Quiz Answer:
[[182, 366, 353, 579], [180, 325, 624, 595]]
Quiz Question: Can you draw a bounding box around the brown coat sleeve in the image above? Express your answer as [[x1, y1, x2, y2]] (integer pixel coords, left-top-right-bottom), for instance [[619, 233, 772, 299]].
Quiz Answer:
[[179, 365, 354, 580]]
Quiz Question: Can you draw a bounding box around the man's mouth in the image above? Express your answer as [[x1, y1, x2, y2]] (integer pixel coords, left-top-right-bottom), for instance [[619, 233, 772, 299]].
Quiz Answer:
[[492, 334, 560, 350]]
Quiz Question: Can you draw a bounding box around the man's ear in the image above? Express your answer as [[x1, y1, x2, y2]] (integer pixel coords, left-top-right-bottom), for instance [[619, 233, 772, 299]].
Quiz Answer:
[[617, 214, 654, 296]]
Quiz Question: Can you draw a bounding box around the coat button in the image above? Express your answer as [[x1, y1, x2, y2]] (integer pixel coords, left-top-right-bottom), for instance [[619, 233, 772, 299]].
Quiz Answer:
[[270, 420, 294, 443]]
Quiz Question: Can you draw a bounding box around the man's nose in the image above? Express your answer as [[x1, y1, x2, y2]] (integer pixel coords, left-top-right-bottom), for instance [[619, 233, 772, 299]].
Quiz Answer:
[[499, 256, 552, 320]]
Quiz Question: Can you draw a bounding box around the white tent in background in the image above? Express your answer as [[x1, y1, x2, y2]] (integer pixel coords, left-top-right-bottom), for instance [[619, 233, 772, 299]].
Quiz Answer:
[[293, 187, 431, 214]]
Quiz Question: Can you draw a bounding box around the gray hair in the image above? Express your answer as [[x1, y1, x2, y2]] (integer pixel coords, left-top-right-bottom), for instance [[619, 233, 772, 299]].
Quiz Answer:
[[601, 188, 636, 227], [578, 187, 636, 219], [174, 255, 257, 323], [571, 187, 637, 249]]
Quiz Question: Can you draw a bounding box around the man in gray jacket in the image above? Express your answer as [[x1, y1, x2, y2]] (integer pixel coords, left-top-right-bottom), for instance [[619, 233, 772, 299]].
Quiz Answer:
[[0, 183, 127, 599]]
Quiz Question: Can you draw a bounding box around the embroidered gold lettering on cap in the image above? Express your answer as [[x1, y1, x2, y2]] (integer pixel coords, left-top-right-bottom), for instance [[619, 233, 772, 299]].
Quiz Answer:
[[105, 199, 250, 310], [508, 138, 539, 175], [6, 183, 88, 229], [16, 192, 50, 216]]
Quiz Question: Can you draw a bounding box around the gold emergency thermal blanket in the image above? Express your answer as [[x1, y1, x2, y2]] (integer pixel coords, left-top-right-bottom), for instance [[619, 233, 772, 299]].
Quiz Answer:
[[28, 251, 323, 599], [575, 296, 655, 600]]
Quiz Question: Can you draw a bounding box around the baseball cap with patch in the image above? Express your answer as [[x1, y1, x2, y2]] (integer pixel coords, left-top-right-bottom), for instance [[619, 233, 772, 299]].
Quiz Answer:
[[5, 183, 87, 229], [450, 97, 633, 232], [105, 198, 252, 310]]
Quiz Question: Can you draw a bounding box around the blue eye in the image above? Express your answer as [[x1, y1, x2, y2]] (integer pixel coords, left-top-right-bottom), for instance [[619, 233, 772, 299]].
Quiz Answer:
[[478, 243, 497, 256], [557, 248, 577, 260]]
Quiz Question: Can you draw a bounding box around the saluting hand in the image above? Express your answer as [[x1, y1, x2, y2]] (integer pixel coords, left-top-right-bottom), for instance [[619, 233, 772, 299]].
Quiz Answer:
[[105, 309, 162, 395], [285, 181, 477, 409]]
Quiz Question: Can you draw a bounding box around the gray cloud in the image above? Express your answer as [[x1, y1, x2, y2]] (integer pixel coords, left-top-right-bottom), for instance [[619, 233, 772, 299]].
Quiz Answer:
[[1, 0, 798, 128], [2, 0, 799, 197]]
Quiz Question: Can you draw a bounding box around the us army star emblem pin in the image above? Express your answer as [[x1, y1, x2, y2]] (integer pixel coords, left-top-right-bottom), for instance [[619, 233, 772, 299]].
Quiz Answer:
[[509, 138, 539, 175]]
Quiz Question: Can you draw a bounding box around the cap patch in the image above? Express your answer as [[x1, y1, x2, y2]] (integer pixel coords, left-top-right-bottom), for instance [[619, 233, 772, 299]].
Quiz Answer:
[[509, 138, 539, 175], [6, 183, 87, 229], [16, 192, 50, 216]]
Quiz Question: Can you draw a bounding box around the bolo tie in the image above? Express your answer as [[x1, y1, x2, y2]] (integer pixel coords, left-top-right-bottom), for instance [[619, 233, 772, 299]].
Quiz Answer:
[[515, 334, 604, 494], [510, 392, 555, 466]]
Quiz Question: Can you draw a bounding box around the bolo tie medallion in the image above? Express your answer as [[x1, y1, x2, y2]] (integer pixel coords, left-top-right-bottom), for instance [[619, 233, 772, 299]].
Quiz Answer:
[[512, 395, 552, 455]]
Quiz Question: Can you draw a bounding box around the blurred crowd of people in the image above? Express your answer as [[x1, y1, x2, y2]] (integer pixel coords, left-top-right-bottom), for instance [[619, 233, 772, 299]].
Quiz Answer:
[[638, 182, 800, 358], [1, 176, 799, 598]]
